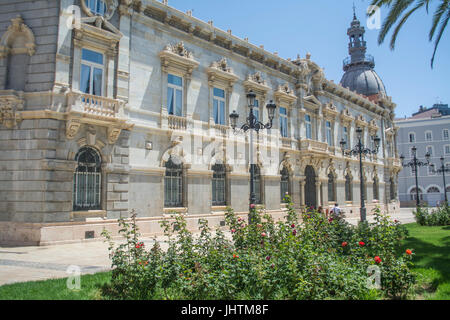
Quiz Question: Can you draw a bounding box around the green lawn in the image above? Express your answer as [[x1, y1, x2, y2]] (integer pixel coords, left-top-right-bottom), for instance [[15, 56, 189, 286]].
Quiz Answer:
[[0, 271, 111, 300], [0, 223, 449, 300], [400, 223, 450, 300]]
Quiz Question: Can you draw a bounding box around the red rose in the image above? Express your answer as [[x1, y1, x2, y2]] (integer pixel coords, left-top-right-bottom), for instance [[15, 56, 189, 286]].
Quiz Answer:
[[291, 223, 295, 228], [237, 217, 242, 222], [233, 254, 239, 259], [266, 256, 271, 261], [342, 241, 348, 247], [374, 256, 382, 264], [406, 249, 412, 255], [231, 229, 236, 233], [328, 218, 333, 223], [250, 204, 256, 209], [359, 241, 365, 247], [292, 229, 297, 236], [261, 232, 267, 237]]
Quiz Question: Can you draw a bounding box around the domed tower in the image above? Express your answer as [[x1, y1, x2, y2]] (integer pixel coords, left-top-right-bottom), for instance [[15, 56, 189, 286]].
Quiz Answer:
[[340, 10, 387, 100]]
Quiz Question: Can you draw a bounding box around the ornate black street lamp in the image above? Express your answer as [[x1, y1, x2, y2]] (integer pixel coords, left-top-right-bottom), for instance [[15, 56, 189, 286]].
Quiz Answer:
[[340, 127, 380, 222], [400, 146, 431, 208], [430, 156, 449, 204], [229, 90, 277, 224]]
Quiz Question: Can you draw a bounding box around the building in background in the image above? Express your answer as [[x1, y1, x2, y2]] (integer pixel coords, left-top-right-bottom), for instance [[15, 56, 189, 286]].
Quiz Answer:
[[396, 104, 450, 207], [0, 0, 401, 245]]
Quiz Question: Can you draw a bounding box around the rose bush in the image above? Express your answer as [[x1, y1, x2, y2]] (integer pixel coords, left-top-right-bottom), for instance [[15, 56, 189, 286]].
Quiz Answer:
[[413, 204, 450, 226], [101, 197, 415, 300]]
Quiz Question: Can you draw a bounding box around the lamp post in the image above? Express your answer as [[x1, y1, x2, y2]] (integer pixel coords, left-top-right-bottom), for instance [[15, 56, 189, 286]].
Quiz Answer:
[[340, 127, 380, 222], [400, 146, 431, 208], [430, 156, 449, 204], [229, 90, 277, 224]]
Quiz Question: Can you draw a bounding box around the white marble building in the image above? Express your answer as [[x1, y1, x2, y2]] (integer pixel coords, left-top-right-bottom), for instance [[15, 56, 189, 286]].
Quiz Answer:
[[0, 0, 401, 245]]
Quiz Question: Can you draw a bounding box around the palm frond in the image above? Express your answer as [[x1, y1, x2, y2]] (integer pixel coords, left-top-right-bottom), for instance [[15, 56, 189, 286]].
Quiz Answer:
[[378, 0, 415, 45], [390, 1, 428, 49], [429, 0, 449, 41], [431, 4, 450, 67]]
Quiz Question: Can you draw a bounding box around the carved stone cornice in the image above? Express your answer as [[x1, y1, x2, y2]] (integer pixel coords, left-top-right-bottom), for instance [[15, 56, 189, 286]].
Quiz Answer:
[[355, 114, 368, 127], [0, 91, 24, 129], [206, 58, 239, 90], [73, 17, 122, 56], [0, 15, 35, 58], [159, 42, 199, 79], [340, 108, 354, 125], [243, 72, 271, 98], [273, 83, 297, 107], [322, 102, 339, 120]]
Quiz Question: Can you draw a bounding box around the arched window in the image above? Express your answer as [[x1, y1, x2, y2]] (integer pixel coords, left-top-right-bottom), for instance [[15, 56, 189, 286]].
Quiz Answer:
[[280, 167, 290, 202], [73, 147, 102, 211], [410, 187, 423, 201], [212, 163, 226, 206], [328, 172, 335, 202], [427, 187, 440, 193], [252, 165, 262, 204], [345, 173, 352, 202], [164, 157, 183, 207], [373, 177, 379, 200]]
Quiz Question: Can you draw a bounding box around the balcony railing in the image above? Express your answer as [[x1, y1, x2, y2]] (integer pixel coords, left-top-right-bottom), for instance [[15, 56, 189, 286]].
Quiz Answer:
[[281, 137, 291, 148], [80, 93, 120, 118], [211, 123, 229, 137], [299, 139, 328, 153], [343, 54, 375, 70], [168, 114, 187, 130]]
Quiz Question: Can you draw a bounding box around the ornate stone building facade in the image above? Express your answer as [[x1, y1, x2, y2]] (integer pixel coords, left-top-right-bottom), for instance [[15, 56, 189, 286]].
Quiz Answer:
[[0, 0, 401, 245]]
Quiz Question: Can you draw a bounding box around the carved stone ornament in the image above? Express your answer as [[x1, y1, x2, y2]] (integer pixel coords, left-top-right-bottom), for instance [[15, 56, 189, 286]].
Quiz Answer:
[[163, 41, 193, 59], [0, 95, 23, 129], [355, 114, 368, 127], [246, 72, 266, 86], [80, 0, 119, 21], [277, 83, 293, 95], [66, 118, 82, 139], [210, 58, 232, 73], [340, 108, 354, 124], [107, 126, 122, 144], [0, 15, 36, 58]]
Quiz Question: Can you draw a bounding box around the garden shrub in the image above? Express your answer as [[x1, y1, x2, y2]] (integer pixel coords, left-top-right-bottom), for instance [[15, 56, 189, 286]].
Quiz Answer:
[[101, 197, 415, 300], [413, 204, 450, 226]]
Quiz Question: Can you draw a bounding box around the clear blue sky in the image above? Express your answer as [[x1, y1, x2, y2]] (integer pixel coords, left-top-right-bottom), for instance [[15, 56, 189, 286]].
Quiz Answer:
[[166, 0, 449, 118]]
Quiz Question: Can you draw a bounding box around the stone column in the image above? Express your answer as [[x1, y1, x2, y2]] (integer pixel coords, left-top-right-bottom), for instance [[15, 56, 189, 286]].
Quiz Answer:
[[117, 2, 132, 102], [316, 181, 322, 207]]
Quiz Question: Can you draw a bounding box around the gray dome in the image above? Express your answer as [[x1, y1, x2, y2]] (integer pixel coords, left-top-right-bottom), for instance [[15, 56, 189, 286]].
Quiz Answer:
[[340, 65, 386, 97]]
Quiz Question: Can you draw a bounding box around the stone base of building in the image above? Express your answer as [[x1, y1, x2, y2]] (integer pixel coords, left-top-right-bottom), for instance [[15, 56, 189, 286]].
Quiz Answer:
[[0, 203, 399, 246]]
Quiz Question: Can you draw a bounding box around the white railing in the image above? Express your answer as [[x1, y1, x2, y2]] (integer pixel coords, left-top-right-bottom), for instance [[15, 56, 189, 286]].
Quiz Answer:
[[211, 123, 229, 137], [299, 139, 328, 153], [80, 93, 119, 118], [168, 115, 187, 130]]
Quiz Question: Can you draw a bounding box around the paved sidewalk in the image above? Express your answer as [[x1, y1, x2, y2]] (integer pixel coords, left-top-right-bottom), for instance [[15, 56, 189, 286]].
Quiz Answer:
[[0, 208, 416, 287]]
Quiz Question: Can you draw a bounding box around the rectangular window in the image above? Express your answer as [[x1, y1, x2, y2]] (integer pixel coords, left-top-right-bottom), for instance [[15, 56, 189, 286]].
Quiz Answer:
[[213, 88, 226, 125], [425, 131, 433, 141], [305, 114, 312, 139], [168, 74, 183, 116], [81, 48, 104, 96], [409, 133, 415, 143], [253, 99, 260, 122], [326, 121, 333, 145], [279, 107, 288, 138], [444, 129, 449, 140], [445, 145, 450, 155], [427, 146, 433, 156], [343, 126, 350, 145]]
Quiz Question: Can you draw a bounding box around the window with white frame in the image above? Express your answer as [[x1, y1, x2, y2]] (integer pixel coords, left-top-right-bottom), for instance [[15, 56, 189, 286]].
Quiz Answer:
[[305, 114, 312, 139], [428, 165, 436, 175], [425, 131, 433, 142], [73, 147, 102, 211], [326, 121, 333, 145], [444, 145, 450, 155], [443, 129, 449, 140], [343, 126, 350, 146], [409, 132, 415, 143], [212, 163, 226, 206], [253, 99, 260, 122], [80, 48, 104, 96], [213, 87, 226, 125], [167, 74, 183, 116], [427, 146, 433, 156], [279, 107, 288, 138], [84, 0, 106, 16]]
